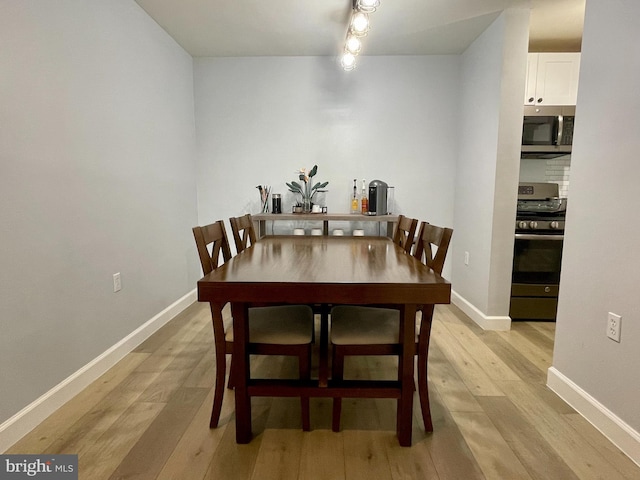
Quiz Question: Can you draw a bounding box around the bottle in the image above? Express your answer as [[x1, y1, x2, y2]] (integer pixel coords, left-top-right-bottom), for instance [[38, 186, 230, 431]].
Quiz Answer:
[[351, 179, 359, 213], [360, 179, 368, 214]]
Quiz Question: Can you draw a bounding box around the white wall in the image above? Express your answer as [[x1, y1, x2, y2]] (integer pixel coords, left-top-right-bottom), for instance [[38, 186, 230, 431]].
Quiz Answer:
[[550, 0, 640, 444], [450, 9, 529, 324], [194, 13, 528, 324], [194, 56, 459, 258], [0, 0, 199, 426]]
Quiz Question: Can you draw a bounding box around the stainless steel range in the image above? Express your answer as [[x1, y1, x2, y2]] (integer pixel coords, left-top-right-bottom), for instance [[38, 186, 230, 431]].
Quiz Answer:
[[510, 182, 566, 321]]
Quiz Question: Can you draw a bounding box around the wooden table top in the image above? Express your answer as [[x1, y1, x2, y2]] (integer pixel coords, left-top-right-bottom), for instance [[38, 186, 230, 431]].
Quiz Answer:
[[197, 236, 451, 305]]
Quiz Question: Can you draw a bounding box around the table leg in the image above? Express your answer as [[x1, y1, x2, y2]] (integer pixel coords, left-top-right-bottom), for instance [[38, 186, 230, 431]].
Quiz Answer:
[[397, 304, 416, 446], [231, 302, 252, 443], [254, 219, 266, 239], [318, 304, 329, 387], [386, 220, 395, 238]]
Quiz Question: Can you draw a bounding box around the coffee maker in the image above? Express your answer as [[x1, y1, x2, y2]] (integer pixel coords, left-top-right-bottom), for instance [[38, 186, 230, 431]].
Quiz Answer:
[[368, 180, 388, 215]]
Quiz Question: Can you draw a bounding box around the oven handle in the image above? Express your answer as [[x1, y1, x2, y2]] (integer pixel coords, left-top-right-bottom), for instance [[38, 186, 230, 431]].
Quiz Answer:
[[515, 233, 564, 241]]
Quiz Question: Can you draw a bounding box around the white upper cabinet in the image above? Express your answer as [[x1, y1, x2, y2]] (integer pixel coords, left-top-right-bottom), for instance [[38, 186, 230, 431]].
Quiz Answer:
[[525, 53, 581, 106]]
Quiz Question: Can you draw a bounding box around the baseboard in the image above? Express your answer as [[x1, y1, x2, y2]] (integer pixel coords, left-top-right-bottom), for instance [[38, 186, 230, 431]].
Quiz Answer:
[[547, 367, 640, 467], [451, 290, 512, 331], [0, 289, 197, 453]]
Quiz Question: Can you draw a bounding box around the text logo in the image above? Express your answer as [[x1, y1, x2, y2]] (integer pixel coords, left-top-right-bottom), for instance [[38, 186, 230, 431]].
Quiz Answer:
[[0, 455, 77, 479]]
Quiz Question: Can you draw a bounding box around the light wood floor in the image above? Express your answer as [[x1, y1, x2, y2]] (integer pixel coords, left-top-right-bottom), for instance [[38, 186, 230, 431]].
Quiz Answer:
[[6, 302, 640, 479]]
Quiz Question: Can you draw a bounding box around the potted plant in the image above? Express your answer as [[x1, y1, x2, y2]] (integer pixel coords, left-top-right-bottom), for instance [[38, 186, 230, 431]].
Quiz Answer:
[[286, 165, 329, 213]]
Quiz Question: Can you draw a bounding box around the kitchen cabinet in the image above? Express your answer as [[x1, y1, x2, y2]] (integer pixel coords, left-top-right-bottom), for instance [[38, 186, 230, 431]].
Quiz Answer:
[[525, 53, 581, 106]]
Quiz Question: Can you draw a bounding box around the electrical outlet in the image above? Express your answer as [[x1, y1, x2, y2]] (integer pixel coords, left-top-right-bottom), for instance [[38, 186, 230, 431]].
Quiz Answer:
[[113, 272, 122, 293], [464, 251, 470, 265], [607, 312, 621, 342]]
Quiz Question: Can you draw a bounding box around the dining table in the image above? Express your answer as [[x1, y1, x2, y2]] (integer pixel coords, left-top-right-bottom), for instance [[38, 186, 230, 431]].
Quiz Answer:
[[196, 235, 451, 446]]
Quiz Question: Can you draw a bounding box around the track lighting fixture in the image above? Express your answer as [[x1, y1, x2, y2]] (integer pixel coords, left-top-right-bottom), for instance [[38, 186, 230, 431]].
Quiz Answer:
[[339, 0, 381, 71]]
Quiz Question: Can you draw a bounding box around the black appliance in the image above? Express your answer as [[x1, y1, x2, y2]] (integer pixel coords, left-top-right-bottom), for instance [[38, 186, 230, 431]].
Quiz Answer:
[[510, 182, 566, 321], [521, 105, 575, 159]]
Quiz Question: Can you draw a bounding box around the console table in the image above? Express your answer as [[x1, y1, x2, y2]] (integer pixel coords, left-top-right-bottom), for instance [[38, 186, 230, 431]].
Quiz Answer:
[[252, 213, 399, 238]]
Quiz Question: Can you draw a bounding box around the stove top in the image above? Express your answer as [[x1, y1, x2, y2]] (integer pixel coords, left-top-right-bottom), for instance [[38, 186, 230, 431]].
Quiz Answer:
[[517, 198, 566, 214], [516, 182, 566, 233]]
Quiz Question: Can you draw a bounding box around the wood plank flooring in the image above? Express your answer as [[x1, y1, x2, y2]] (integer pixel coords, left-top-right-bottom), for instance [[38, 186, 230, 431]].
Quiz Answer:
[[6, 302, 640, 479]]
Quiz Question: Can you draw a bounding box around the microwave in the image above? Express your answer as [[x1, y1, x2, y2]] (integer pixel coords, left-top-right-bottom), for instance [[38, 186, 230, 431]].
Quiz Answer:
[[521, 105, 575, 158]]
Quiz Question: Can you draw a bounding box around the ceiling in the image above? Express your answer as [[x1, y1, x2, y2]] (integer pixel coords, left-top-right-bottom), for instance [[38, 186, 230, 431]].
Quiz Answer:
[[134, 0, 585, 57]]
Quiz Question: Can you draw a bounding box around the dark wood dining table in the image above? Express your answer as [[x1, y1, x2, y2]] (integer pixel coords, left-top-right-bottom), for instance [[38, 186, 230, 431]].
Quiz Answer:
[[196, 235, 451, 446]]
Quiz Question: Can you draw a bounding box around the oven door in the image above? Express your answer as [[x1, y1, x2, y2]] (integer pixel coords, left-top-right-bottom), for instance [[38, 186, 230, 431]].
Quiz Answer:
[[512, 233, 563, 284], [510, 233, 564, 320]]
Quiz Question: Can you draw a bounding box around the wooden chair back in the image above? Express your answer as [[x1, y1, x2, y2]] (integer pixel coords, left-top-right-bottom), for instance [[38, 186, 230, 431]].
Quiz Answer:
[[412, 222, 453, 275], [193, 221, 232, 275], [413, 221, 452, 432], [392, 215, 418, 253], [229, 214, 257, 254]]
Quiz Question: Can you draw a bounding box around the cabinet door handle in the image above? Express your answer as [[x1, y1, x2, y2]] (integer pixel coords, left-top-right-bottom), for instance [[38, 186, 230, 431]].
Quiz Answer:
[[528, 97, 535, 103], [537, 97, 543, 103]]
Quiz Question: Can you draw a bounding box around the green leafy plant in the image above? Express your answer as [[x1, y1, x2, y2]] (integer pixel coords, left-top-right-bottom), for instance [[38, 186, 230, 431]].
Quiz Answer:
[[286, 165, 329, 205]]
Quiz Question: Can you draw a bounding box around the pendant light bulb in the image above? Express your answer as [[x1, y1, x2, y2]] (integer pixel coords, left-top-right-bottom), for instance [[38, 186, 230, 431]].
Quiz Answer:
[[341, 52, 356, 71], [350, 11, 370, 36], [357, 0, 380, 13], [345, 35, 362, 55]]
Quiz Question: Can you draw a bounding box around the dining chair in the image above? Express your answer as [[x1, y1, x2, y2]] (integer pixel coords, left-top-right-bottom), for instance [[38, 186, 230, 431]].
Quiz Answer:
[[329, 221, 453, 432], [193, 220, 314, 430], [392, 215, 419, 253], [229, 213, 257, 253], [230, 213, 328, 353]]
